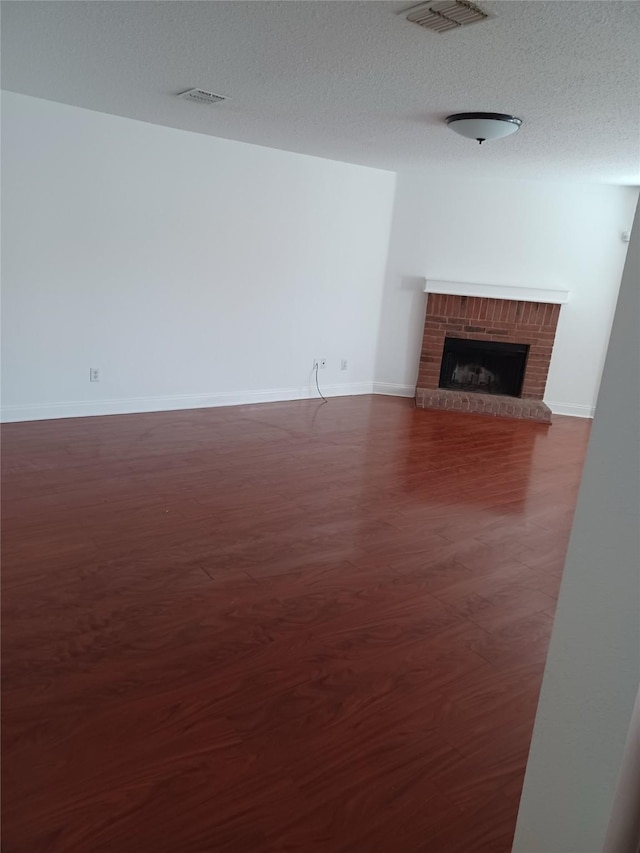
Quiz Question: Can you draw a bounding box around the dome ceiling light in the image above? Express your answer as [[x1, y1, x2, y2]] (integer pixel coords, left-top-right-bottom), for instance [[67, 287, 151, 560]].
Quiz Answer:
[[446, 112, 522, 144]]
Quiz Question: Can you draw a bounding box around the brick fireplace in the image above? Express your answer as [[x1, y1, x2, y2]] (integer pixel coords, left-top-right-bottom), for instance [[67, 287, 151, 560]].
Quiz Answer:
[[416, 289, 563, 423]]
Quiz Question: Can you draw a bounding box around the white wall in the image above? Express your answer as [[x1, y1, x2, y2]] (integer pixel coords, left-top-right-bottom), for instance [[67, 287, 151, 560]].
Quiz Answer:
[[512, 203, 639, 851], [1, 93, 396, 421], [2, 93, 636, 423], [375, 172, 638, 416]]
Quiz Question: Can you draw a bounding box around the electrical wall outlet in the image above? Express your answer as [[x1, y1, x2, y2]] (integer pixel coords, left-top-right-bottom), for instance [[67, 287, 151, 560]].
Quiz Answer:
[[340, 359, 348, 371], [313, 358, 327, 370], [89, 368, 100, 382]]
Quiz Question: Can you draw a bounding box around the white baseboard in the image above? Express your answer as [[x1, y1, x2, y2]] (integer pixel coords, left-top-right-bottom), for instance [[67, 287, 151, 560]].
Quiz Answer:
[[0, 382, 376, 423], [372, 382, 415, 398], [372, 386, 596, 418], [547, 401, 595, 418], [2, 385, 593, 423]]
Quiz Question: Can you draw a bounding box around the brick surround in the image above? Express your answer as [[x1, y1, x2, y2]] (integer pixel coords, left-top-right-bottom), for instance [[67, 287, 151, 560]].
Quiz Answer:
[[417, 293, 561, 422]]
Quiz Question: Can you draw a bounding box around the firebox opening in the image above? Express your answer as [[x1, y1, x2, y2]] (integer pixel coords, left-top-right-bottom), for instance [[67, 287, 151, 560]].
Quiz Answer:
[[439, 337, 530, 398]]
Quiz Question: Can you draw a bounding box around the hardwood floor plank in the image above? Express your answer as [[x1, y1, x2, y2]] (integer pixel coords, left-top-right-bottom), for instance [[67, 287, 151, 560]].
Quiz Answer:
[[1, 397, 591, 852]]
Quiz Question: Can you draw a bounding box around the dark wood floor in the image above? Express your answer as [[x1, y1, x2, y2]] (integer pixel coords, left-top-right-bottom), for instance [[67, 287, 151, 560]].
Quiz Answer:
[[2, 396, 591, 853]]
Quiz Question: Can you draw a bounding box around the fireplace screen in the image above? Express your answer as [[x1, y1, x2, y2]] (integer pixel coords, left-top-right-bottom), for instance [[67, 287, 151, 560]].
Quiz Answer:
[[439, 337, 529, 398]]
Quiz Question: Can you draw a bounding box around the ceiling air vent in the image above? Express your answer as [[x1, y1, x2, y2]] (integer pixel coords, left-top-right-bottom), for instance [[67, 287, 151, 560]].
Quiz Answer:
[[178, 88, 228, 105], [405, 0, 488, 33]]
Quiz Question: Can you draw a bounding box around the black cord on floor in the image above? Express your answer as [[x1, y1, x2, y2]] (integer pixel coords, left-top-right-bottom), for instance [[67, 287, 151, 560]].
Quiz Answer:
[[314, 364, 327, 403]]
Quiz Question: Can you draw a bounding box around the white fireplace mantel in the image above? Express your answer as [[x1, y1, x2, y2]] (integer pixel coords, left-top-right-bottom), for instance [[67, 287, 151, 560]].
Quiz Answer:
[[423, 279, 570, 305]]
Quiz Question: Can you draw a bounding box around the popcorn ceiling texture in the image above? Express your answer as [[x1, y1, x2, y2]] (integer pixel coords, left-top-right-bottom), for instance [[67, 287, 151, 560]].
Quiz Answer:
[[2, 1, 639, 183]]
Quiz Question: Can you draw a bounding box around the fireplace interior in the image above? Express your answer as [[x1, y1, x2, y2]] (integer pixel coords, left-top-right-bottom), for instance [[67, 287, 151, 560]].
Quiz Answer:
[[439, 337, 530, 398]]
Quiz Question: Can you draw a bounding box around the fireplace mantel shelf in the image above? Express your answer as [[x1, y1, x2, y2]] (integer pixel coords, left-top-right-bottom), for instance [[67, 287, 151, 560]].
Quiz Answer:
[[423, 279, 570, 305]]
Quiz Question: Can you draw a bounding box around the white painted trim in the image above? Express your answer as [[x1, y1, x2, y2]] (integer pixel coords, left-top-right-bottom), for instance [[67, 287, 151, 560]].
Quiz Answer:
[[1, 387, 594, 423], [372, 382, 415, 398], [378, 390, 593, 419], [424, 278, 570, 304], [546, 401, 595, 418], [0, 383, 375, 423]]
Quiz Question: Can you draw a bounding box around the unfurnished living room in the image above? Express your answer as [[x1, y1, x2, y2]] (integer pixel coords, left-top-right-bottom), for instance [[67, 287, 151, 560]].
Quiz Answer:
[[1, 2, 639, 852]]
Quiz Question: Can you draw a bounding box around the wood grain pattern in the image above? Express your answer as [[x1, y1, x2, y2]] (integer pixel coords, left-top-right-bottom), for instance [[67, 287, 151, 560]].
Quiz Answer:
[[1, 396, 591, 852]]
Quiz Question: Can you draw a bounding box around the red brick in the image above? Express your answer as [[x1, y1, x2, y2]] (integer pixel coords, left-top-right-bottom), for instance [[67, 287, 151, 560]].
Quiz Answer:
[[418, 294, 561, 409]]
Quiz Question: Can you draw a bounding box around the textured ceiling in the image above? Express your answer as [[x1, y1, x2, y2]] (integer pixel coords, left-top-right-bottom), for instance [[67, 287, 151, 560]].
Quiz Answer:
[[2, 1, 639, 183]]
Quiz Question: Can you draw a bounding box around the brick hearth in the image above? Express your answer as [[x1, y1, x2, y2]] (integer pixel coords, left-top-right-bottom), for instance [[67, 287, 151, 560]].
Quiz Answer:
[[416, 388, 552, 423], [417, 293, 561, 422]]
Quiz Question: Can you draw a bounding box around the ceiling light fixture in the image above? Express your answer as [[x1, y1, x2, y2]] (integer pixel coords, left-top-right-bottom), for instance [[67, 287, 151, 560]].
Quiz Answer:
[[446, 112, 522, 144]]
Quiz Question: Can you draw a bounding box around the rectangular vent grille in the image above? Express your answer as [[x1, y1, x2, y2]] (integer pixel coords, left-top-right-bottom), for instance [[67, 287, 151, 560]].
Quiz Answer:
[[178, 88, 227, 105], [406, 0, 488, 32]]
